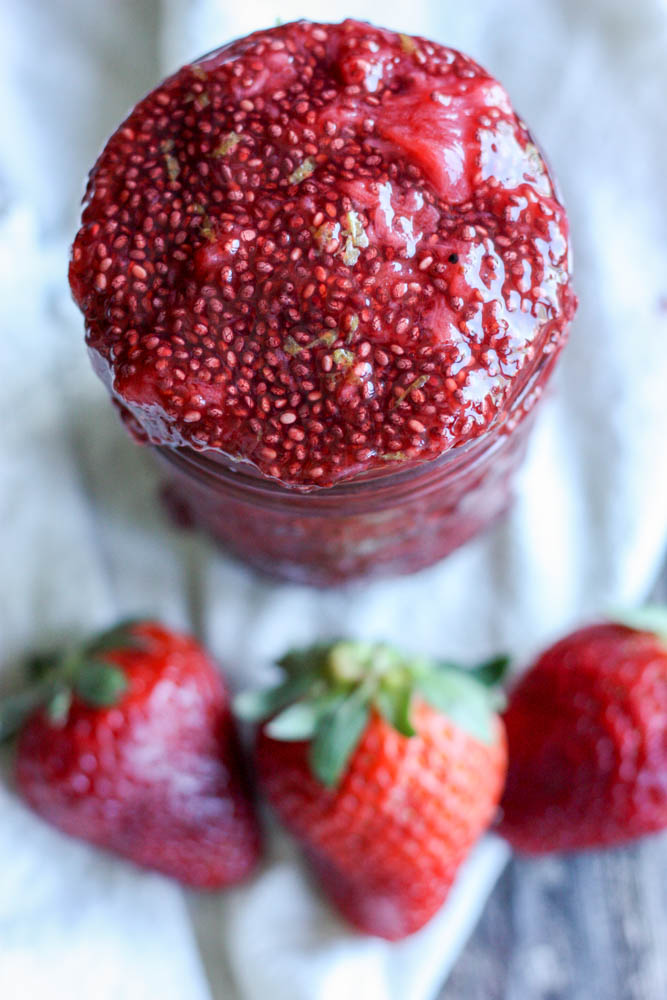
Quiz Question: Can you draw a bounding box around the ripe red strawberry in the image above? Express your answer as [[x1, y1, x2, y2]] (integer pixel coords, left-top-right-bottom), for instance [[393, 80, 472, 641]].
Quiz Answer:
[[237, 641, 507, 939], [1, 621, 260, 886], [499, 610, 667, 854]]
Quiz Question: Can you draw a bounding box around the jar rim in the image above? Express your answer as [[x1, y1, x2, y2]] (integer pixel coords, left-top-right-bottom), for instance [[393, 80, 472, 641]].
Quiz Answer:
[[154, 343, 553, 500], [155, 417, 514, 506]]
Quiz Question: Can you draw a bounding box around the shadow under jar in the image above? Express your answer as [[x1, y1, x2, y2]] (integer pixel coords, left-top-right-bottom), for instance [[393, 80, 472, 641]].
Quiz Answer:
[[154, 354, 551, 587]]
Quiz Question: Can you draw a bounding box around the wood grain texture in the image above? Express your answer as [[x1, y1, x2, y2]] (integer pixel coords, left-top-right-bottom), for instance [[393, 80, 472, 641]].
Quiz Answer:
[[439, 566, 667, 1000]]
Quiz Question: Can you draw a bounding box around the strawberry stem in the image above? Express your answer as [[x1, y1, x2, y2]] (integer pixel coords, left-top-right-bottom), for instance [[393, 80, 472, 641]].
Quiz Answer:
[[0, 679, 58, 742]]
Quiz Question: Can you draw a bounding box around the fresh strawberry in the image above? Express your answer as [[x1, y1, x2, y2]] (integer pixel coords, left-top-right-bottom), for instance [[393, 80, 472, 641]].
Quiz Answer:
[[499, 609, 667, 854], [1, 621, 260, 886], [237, 641, 507, 939]]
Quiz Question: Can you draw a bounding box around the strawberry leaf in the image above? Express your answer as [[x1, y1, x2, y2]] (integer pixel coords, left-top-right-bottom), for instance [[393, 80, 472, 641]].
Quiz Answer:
[[266, 692, 348, 740], [611, 605, 667, 644], [416, 669, 495, 745], [470, 654, 511, 687], [277, 643, 341, 678], [375, 684, 415, 737], [0, 682, 55, 742], [73, 661, 128, 707], [26, 651, 60, 681], [234, 672, 316, 722], [46, 686, 73, 726], [84, 620, 146, 656], [309, 691, 370, 788], [265, 698, 328, 741]]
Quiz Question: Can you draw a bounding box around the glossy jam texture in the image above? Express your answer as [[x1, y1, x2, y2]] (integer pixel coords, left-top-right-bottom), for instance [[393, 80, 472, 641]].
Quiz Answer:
[[70, 19, 576, 488]]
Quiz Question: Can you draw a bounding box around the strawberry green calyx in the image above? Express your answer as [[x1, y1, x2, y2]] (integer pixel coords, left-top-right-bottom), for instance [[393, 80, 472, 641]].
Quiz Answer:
[[611, 606, 667, 645], [235, 641, 508, 788], [0, 621, 144, 741]]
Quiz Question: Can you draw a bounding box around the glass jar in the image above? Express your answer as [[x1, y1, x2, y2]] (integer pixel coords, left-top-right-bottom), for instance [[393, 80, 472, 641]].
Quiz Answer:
[[153, 351, 549, 586]]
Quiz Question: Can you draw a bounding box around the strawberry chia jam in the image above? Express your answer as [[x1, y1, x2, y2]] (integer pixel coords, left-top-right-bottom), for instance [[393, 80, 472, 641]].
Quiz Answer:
[[70, 20, 576, 584]]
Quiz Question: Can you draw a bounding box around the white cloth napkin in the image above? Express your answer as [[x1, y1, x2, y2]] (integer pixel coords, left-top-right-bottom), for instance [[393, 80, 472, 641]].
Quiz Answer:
[[1, 2, 666, 999]]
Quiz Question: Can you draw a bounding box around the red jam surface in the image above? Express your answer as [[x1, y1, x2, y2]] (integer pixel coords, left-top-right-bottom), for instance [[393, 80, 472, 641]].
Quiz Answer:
[[70, 19, 576, 490]]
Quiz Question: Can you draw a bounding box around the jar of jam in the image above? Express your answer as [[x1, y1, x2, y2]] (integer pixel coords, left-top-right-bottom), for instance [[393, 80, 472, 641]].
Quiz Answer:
[[70, 21, 576, 584]]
